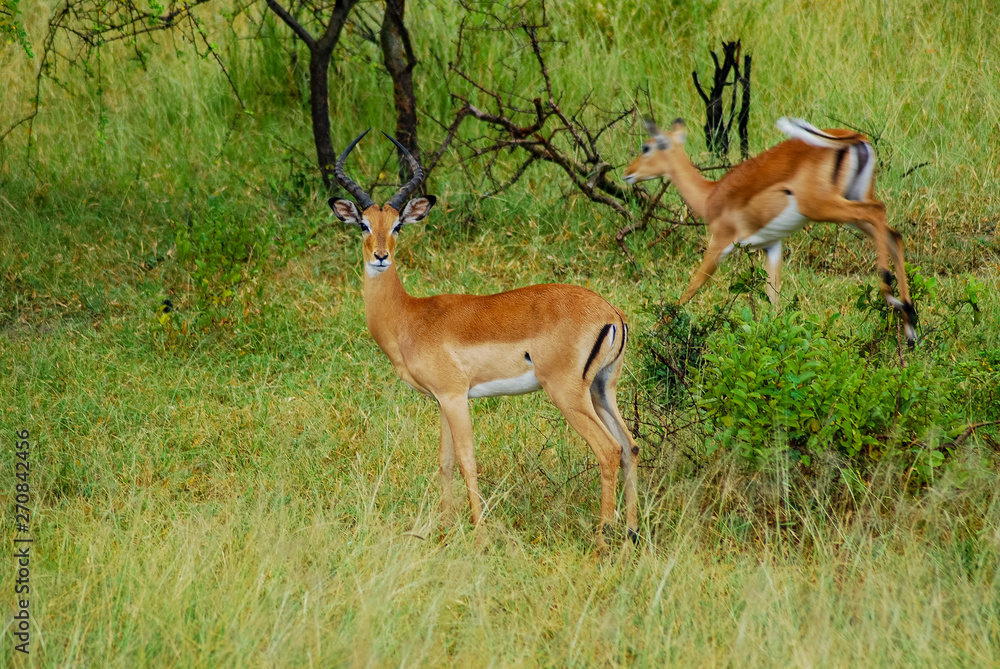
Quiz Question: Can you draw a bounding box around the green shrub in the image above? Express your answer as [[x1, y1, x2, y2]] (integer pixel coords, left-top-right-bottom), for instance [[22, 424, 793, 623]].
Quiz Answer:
[[697, 309, 952, 466], [166, 197, 305, 336]]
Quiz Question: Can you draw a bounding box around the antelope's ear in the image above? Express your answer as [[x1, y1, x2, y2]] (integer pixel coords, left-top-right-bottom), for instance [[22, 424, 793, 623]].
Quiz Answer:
[[399, 195, 436, 224], [645, 117, 670, 151], [329, 198, 364, 226], [670, 118, 687, 146]]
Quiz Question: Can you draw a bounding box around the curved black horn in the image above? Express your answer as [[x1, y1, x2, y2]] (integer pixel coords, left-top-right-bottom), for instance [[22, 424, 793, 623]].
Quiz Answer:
[[334, 129, 376, 211], [382, 131, 425, 212]]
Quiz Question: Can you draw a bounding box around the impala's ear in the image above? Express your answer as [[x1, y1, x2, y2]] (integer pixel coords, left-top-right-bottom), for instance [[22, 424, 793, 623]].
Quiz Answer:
[[645, 117, 669, 151], [329, 198, 364, 226], [399, 195, 436, 224], [671, 118, 687, 146]]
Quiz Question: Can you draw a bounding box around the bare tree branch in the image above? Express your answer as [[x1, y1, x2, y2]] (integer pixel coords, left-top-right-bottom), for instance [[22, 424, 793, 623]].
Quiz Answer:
[[265, 0, 316, 48], [0, 112, 37, 145]]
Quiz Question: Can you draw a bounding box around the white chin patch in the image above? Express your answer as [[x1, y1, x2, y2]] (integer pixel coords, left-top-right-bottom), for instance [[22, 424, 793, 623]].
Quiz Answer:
[[366, 262, 391, 277]]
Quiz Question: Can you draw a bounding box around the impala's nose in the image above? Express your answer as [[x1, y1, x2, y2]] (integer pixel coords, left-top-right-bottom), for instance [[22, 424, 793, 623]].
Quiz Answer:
[[373, 251, 389, 263]]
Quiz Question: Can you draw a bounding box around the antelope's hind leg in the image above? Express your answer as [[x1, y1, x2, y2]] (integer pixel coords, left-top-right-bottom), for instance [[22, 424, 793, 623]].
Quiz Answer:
[[590, 365, 639, 543], [840, 217, 917, 345], [542, 376, 624, 551]]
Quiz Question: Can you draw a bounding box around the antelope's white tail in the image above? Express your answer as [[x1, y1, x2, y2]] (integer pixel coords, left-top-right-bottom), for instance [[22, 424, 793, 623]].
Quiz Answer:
[[777, 117, 857, 149]]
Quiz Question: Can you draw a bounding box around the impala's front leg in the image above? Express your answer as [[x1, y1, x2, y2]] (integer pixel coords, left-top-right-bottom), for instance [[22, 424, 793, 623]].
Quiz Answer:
[[438, 409, 456, 521], [438, 395, 484, 528], [678, 225, 738, 305]]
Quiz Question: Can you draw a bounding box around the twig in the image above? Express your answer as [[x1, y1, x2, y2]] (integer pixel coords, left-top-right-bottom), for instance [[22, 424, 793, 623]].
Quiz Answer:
[[942, 420, 1000, 451], [0, 112, 37, 145], [902, 162, 930, 179]]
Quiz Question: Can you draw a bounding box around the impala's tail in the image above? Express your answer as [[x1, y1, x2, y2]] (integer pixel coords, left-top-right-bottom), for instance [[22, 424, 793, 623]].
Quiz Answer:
[[776, 117, 865, 149]]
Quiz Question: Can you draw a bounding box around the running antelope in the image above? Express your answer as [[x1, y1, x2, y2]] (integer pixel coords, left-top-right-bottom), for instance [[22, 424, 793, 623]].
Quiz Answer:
[[623, 117, 917, 346], [330, 130, 639, 550]]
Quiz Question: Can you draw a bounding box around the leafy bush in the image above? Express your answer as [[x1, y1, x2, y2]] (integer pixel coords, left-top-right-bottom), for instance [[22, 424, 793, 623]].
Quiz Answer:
[[697, 309, 952, 466], [638, 252, 768, 407], [164, 197, 306, 337]]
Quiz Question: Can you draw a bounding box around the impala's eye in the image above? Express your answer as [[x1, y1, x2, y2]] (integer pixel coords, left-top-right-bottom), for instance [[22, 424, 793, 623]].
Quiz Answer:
[[392, 222, 403, 234], [642, 144, 651, 154], [361, 223, 371, 234]]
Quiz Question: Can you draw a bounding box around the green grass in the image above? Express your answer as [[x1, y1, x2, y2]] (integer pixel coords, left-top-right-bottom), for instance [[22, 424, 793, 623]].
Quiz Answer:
[[2, 0, 1000, 665]]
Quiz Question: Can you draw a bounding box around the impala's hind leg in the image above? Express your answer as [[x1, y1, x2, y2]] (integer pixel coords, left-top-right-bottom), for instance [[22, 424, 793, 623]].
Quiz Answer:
[[591, 363, 639, 543], [541, 378, 623, 552], [844, 218, 917, 345], [800, 197, 916, 345]]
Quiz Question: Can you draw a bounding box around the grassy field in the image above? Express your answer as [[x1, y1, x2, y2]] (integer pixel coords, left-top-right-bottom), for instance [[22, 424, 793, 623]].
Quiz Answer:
[[2, 0, 999, 665]]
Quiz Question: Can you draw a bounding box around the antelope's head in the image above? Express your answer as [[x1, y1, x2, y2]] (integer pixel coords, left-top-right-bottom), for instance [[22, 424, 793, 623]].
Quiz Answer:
[[623, 118, 688, 185], [329, 130, 436, 277]]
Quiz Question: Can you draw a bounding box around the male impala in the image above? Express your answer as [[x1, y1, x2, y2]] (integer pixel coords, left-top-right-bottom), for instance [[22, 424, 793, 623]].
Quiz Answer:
[[330, 130, 639, 550], [624, 117, 917, 345]]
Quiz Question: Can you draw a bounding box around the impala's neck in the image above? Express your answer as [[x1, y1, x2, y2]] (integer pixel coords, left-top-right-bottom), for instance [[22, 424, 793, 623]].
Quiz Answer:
[[665, 149, 716, 219], [362, 263, 412, 355]]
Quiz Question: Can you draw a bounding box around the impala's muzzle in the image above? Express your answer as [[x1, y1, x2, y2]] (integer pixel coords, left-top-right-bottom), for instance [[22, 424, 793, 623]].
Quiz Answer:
[[368, 250, 391, 274]]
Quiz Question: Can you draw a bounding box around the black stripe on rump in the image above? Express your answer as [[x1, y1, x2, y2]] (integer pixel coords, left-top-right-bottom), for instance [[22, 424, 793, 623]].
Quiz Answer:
[[582, 323, 613, 380], [832, 148, 847, 184]]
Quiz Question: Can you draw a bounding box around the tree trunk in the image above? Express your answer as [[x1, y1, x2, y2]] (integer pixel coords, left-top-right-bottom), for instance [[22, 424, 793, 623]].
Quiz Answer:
[[380, 0, 421, 185], [738, 54, 752, 161], [309, 47, 338, 190], [692, 40, 741, 160], [265, 0, 358, 192]]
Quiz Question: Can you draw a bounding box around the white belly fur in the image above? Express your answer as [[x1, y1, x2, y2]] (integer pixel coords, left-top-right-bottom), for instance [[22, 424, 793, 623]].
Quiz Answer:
[[737, 196, 808, 250], [468, 369, 542, 398]]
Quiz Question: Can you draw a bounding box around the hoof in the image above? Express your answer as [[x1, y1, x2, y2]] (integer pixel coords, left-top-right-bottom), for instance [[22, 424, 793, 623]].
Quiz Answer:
[[627, 528, 640, 544]]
